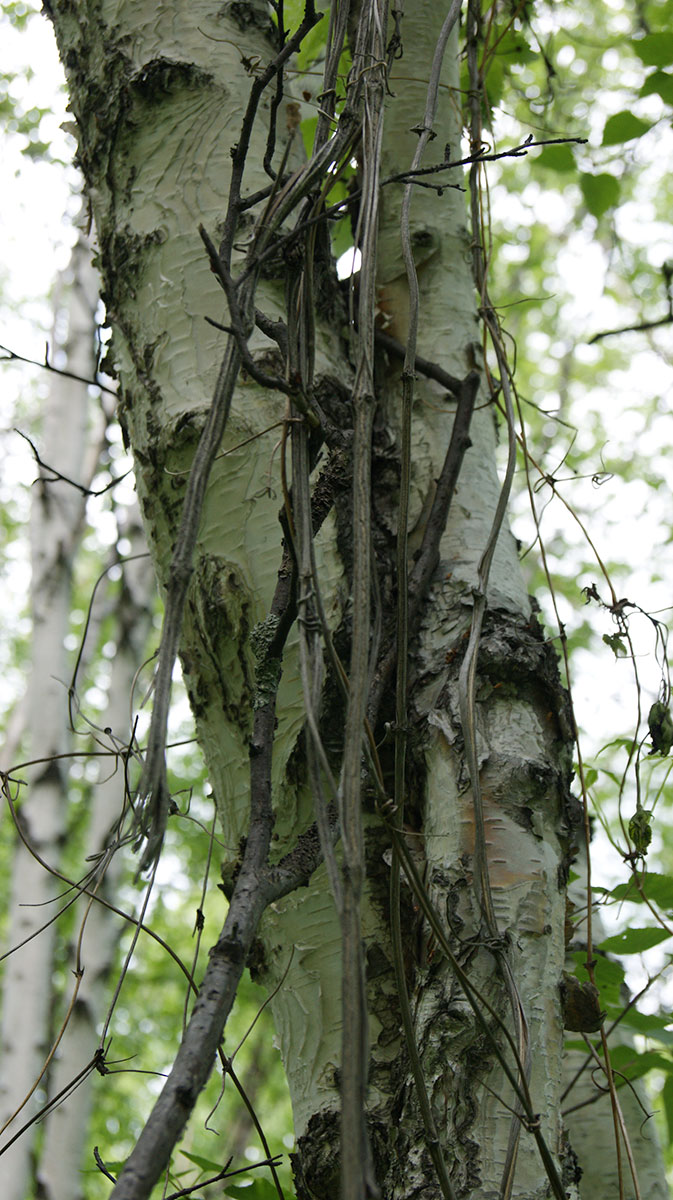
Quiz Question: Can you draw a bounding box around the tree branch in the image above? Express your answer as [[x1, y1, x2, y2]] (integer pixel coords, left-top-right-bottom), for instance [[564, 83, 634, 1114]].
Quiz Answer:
[[0, 341, 117, 396], [588, 311, 673, 343]]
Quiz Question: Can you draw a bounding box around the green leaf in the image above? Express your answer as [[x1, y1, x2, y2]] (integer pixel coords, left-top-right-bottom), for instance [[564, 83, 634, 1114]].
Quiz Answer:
[[571, 952, 624, 1008], [180, 1150, 228, 1172], [564, 1037, 591, 1052], [332, 222, 355, 264], [580, 173, 621, 218], [4, 2, 36, 30], [224, 1181, 285, 1200], [608, 1045, 672, 1082], [618, 1007, 673, 1043], [21, 139, 52, 161], [295, 16, 328, 72], [602, 111, 653, 145], [632, 32, 673, 68], [537, 143, 576, 173], [610, 872, 673, 910], [493, 30, 536, 63], [664, 1075, 673, 1142], [598, 926, 669, 954], [482, 58, 504, 115], [584, 767, 598, 788], [596, 735, 636, 756], [602, 631, 626, 656], [640, 69, 673, 104], [300, 114, 317, 159]]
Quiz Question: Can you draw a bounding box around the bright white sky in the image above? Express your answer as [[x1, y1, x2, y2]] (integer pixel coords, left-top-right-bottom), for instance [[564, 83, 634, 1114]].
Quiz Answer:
[[1, 12, 75, 316]]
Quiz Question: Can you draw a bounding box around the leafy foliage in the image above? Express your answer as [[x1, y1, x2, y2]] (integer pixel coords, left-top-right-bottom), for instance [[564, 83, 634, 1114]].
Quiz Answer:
[[0, 2, 64, 161]]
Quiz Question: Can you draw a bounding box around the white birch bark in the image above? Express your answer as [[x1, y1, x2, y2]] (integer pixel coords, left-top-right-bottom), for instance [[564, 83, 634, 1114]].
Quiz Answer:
[[0, 233, 96, 1200], [36, 517, 155, 1200], [263, 11, 577, 1197], [43, 3, 665, 1199]]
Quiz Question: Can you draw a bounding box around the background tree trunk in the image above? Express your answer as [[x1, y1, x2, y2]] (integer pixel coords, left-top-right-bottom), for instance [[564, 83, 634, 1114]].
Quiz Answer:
[[36, 514, 155, 1200], [0, 231, 97, 1200], [0, 228, 157, 1200]]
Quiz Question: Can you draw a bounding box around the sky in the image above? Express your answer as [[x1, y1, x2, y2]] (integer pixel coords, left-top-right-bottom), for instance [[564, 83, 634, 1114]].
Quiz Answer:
[[1, 9, 76, 328]]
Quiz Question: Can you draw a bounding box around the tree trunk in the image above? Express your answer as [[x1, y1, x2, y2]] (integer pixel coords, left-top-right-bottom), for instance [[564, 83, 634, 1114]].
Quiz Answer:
[[43, 3, 665, 1199], [36, 514, 156, 1200], [0, 232, 96, 1200]]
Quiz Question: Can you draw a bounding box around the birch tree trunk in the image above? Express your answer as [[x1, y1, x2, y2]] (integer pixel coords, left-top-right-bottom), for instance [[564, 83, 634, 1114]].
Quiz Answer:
[[43, 3, 666, 1199], [36, 516, 155, 1200], [0, 233, 96, 1200]]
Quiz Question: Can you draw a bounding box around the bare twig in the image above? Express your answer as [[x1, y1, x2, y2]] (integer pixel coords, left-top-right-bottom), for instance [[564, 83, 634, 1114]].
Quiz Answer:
[[14, 428, 131, 496], [0, 341, 117, 395], [588, 311, 673, 344], [382, 134, 588, 189]]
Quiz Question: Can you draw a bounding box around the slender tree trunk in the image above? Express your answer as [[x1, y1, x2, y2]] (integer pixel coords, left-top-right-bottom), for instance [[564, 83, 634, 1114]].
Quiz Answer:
[[0, 233, 95, 1200], [36, 516, 155, 1200], [1, 230, 157, 1200]]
